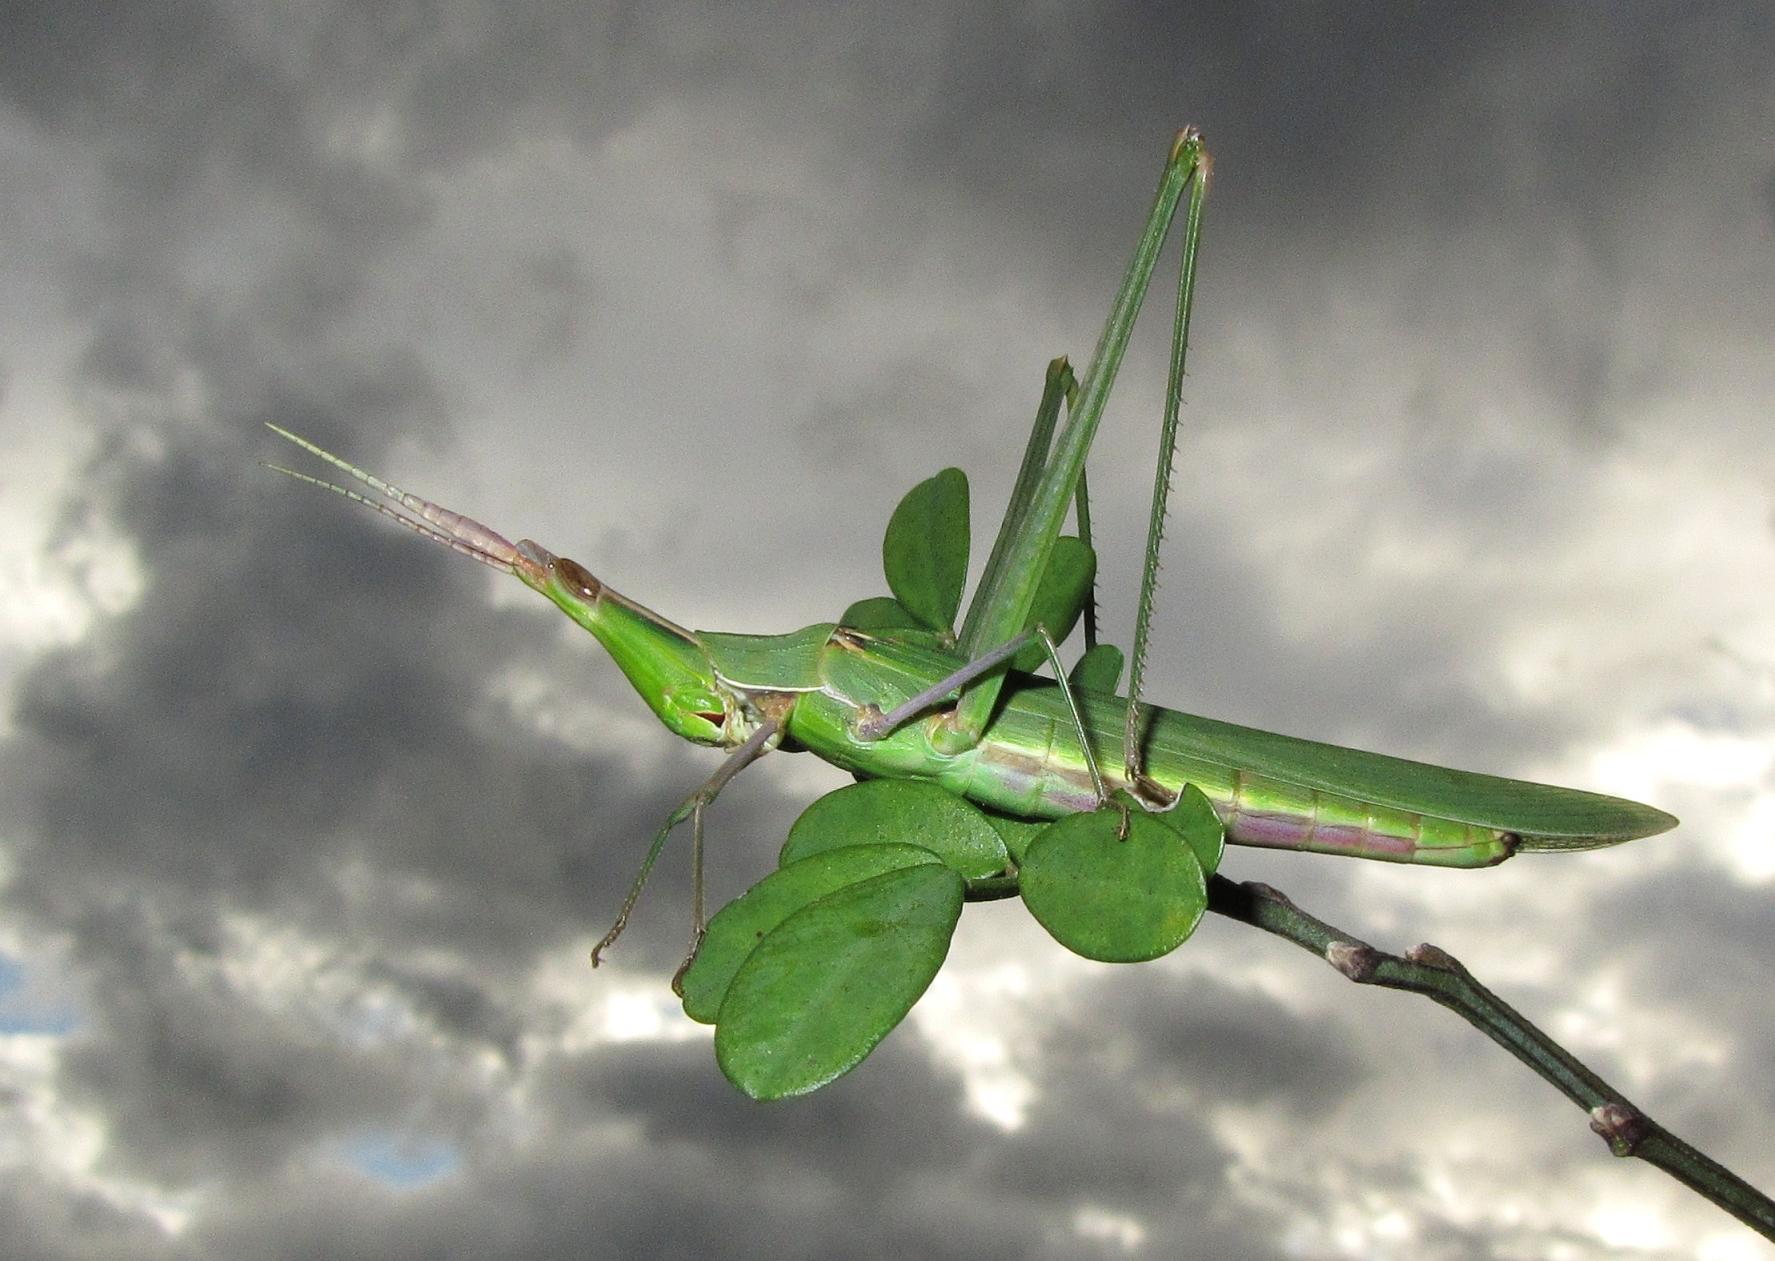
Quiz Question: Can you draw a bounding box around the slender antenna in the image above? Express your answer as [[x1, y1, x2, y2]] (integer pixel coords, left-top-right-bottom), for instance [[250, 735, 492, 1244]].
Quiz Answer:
[[1123, 146, 1211, 786], [262, 424, 520, 574]]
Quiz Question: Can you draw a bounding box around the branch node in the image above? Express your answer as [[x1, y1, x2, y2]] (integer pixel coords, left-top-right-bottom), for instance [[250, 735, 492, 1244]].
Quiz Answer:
[[1405, 942, 1461, 973], [1590, 1102, 1652, 1157], [1326, 940, 1381, 981], [1209, 874, 1775, 1234]]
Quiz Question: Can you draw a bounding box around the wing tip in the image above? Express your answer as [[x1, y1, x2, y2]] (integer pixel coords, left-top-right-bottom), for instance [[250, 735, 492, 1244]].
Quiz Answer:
[[1518, 802, 1680, 852]]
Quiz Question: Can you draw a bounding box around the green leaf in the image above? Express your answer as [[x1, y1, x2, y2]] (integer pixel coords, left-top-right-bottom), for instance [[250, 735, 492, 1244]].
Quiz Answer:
[[981, 809, 1048, 866], [836, 598, 952, 649], [1068, 643, 1124, 694], [1154, 783, 1225, 876], [781, 779, 1009, 880], [1011, 534, 1098, 672], [715, 862, 965, 1099], [839, 596, 922, 631], [681, 843, 942, 1024], [883, 468, 969, 632], [1019, 801, 1207, 963]]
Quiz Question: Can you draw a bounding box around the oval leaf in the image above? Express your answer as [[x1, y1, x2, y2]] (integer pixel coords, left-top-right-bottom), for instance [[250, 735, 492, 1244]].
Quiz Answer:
[[1068, 643, 1124, 694], [839, 596, 922, 631], [1155, 783, 1225, 876], [1011, 534, 1098, 672], [715, 863, 965, 1099], [1019, 804, 1207, 963], [883, 468, 969, 632], [781, 779, 1009, 880], [835, 599, 951, 649], [982, 809, 1048, 866], [681, 843, 941, 1024]]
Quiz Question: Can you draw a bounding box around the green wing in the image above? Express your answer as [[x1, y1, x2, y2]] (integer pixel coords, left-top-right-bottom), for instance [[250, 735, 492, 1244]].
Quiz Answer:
[[1143, 705, 1677, 849]]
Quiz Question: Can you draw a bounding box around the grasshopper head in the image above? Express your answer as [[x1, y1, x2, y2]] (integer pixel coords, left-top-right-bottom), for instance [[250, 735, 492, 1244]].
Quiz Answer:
[[515, 542, 731, 747]]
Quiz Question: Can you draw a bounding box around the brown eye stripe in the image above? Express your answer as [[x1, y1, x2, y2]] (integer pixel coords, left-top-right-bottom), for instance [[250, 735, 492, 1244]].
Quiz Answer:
[[555, 556, 600, 599]]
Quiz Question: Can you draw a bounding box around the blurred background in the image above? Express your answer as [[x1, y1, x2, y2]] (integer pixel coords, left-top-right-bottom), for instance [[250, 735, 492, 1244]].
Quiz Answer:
[[1, 4, 1772, 1258]]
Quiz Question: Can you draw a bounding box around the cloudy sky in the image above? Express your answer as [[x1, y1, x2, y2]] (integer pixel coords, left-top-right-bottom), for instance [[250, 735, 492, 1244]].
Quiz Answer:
[[2, 3, 1773, 1257]]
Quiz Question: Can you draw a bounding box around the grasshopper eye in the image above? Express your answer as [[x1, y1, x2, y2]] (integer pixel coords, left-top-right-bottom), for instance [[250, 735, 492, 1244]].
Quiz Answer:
[[555, 556, 601, 600]]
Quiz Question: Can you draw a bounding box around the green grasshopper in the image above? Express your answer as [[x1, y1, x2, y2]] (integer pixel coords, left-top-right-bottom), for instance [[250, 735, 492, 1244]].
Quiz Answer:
[[269, 129, 1675, 1101]]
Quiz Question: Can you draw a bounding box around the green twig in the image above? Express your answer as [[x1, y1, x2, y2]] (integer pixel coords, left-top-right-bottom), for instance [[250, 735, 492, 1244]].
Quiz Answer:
[[1205, 875, 1775, 1241]]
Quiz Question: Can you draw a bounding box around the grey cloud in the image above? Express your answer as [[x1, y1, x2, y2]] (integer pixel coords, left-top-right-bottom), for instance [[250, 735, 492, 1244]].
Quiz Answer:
[[793, 348, 999, 478], [0, 1168, 172, 1261], [1, 2, 1769, 1257], [1587, 867, 1775, 1139], [1048, 969, 1368, 1117], [57, 904, 461, 1185]]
